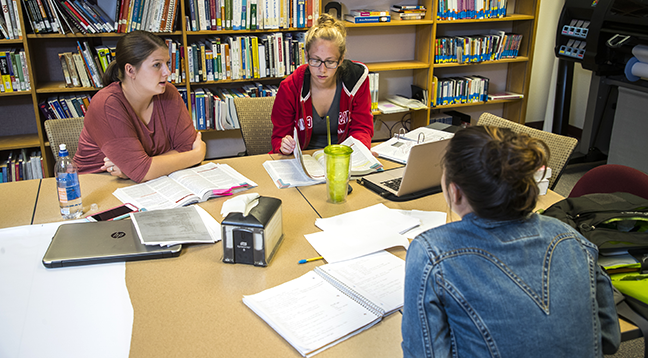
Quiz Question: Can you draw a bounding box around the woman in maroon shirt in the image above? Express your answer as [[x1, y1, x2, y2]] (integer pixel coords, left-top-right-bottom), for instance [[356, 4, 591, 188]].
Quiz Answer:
[[74, 31, 206, 183]]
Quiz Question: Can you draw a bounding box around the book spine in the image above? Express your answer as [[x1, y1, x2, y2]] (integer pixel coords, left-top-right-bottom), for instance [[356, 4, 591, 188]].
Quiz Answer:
[[5, 51, 17, 91], [9, 0, 20, 36], [346, 15, 390, 23], [1, 0, 15, 38], [0, 52, 13, 92], [62, 0, 90, 32]]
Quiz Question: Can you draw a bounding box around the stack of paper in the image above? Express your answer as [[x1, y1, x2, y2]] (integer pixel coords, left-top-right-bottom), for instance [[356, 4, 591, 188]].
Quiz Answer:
[[305, 204, 418, 263], [372, 127, 454, 164], [130, 206, 221, 246], [377, 101, 409, 114]]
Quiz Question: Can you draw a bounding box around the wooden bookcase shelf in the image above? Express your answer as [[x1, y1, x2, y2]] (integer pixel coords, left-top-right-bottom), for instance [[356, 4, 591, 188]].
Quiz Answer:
[[0, 0, 539, 178], [342, 0, 539, 130], [433, 57, 530, 68], [0, 134, 41, 151]]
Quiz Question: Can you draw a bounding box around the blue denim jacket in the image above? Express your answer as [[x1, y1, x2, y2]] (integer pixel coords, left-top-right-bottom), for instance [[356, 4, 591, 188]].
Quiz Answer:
[[402, 213, 620, 358]]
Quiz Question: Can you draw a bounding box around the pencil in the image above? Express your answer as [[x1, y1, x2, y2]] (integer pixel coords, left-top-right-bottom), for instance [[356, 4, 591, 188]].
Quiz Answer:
[[298, 256, 324, 264]]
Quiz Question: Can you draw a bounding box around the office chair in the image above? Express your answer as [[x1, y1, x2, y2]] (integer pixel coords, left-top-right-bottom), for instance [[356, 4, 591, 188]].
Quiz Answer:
[[43, 117, 84, 160], [233, 97, 275, 155], [569, 164, 648, 199], [477, 112, 579, 190]]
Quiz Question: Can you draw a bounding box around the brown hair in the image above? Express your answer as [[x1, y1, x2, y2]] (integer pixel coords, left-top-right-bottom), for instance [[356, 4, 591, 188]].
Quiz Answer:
[[443, 125, 550, 220], [102, 30, 168, 85], [305, 13, 347, 58]]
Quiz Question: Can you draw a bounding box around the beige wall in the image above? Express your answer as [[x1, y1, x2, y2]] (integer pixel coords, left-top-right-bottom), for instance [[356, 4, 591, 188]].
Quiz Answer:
[[527, 0, 591, 130]]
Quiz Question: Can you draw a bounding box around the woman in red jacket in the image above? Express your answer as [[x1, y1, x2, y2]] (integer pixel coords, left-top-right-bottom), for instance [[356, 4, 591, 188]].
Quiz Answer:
[[271, 13, 374, 155]]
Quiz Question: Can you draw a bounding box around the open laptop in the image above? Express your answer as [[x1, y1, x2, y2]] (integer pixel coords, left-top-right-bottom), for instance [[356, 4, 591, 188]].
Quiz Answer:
[[359, 138, 450, 200], [42, 220, 182, 268]]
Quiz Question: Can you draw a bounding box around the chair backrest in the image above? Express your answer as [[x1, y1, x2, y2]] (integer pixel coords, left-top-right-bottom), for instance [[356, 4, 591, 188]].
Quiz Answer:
[[233, 96, 275, 155], [44, 117, 84, 161], [477, 112, 579, 190], [569, 164, 648, 199]]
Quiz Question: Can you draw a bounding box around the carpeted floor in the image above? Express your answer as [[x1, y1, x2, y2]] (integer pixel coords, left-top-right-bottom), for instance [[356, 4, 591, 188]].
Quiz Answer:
[[554, 161, 644, 358]]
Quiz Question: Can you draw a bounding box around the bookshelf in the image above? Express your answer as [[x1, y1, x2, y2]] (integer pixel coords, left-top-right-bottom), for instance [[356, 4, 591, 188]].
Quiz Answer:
[[0, 0, 540, 178], [341, 0, 539, 130], [0, 0, 312, 178]]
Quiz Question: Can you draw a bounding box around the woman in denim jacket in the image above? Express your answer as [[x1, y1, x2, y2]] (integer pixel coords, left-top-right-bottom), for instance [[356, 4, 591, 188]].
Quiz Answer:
[[401, 126, 620, 357]]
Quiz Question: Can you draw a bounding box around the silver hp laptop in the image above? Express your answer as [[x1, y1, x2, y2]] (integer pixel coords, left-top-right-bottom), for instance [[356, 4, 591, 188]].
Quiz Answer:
[[43, 220, 182, 268], [359, 139, 449, 198]]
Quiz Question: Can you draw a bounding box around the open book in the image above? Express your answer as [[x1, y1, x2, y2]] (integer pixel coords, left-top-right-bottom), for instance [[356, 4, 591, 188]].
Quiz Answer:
[[372, 127, 454, 164], [263, 130, 383, 188], [243, 250, 405, 357], [113, 162, 257, 210]]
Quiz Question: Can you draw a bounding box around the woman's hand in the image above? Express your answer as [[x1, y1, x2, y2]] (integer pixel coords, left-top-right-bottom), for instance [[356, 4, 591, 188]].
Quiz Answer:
[[101, 157, 128, 179], [280, 135, 296, 155], [192, 132, 207, 157]]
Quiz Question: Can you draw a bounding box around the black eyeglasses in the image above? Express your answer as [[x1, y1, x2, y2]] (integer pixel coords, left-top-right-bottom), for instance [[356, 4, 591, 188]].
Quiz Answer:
[[308, 58, 340, 69]]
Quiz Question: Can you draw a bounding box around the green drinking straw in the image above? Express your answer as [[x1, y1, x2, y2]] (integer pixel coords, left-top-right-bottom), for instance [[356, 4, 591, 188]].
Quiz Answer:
[[326, 115, 331, 146]]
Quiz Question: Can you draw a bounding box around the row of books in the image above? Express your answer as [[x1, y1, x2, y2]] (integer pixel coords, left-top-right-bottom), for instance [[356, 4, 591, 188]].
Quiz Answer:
[[57, 41, 105, 89], [1, 150, 43, 183], [22, 0, 112, 35], [429, 112, 455, 125], [437, 0, 507, 20], [344, 5, 428, 24], [39, 93, 92, 119], [0, 50, 30, 93], [114, 0, 181, 33], [390, 4, 427, 20], [163, 39, 186, 83], [180, 84, 278, 130], [187, 0, 320, 31], [432, 75, 489, 106], [0, 0, 22, 39], [434, 32, 523, 64], [187, 32, 306, 83]]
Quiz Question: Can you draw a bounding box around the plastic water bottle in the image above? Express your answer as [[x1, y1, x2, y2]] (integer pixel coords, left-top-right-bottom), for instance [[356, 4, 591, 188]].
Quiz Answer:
[[55, 144, 83, 219]]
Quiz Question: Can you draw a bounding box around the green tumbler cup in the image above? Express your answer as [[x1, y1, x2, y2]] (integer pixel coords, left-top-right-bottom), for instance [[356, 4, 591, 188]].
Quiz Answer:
[[324, 144, 353, 203]]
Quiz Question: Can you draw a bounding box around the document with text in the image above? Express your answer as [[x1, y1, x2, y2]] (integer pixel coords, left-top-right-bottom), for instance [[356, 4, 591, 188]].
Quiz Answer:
[[113, 162, 257, 210], [243, 251, 405, 357]]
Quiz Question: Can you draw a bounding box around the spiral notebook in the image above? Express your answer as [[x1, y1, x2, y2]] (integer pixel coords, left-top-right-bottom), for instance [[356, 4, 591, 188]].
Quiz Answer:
[[243, 251, 405, 357]]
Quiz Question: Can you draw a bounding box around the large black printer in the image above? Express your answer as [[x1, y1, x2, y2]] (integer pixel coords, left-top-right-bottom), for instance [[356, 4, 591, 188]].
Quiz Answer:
[[553, 0, 648, 171]]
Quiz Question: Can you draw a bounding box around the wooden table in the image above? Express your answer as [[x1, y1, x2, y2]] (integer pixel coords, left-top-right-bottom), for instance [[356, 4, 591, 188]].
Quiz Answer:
[[0, 179, 41, 227], [2, 152, 638, 356]]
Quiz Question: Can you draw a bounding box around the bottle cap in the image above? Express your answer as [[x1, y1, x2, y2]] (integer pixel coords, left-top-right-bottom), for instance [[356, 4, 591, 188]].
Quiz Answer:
[[58, 143, 69, 157]]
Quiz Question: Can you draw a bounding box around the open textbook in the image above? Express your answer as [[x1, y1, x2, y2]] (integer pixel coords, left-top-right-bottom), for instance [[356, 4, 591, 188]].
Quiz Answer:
[[372, 127, 454, 164], [113, 162, 257, 210], [263, 130, 383, 188], [243, 250, 405, 357]]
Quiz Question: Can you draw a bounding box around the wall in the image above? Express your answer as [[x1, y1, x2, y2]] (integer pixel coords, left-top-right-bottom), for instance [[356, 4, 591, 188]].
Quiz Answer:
[[526, 0, 592, 134]]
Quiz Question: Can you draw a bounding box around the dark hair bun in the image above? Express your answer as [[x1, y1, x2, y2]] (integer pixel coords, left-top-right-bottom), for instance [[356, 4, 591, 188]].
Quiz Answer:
[[443, 126, 549, 220]]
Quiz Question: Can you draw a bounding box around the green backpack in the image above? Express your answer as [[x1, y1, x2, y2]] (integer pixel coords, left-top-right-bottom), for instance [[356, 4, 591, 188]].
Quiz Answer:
[[542, 192, 648, 254], [543, 192, 648, 355]]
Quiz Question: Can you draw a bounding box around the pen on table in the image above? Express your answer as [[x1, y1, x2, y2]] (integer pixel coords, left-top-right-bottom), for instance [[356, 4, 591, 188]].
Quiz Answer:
[[298, 256, 323, 264]]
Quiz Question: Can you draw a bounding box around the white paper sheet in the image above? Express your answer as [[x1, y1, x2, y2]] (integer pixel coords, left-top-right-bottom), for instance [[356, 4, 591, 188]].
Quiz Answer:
[[315, 204, 420, 234], [396, 210, 448, 239], [305, 228, 410, 263], [0, 222, 133, 358]]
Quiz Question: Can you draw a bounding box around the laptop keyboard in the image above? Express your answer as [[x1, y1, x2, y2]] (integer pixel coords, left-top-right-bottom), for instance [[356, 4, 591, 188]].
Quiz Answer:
[[381, 177, 402, 191]]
